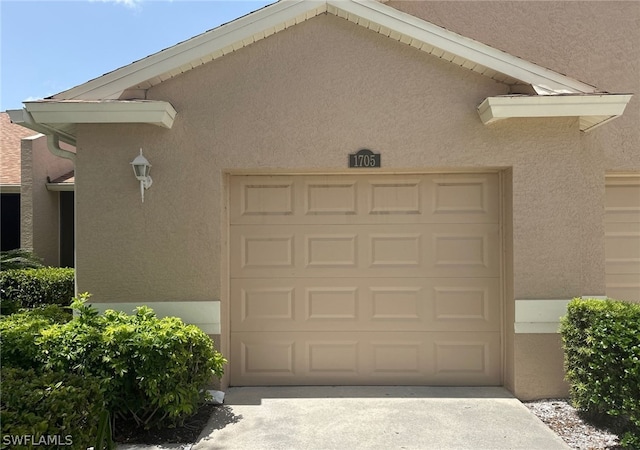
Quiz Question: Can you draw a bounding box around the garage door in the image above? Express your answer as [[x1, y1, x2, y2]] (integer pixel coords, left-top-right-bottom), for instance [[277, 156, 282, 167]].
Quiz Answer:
[[605, 176, 640, 303], [229, 173, 502, 385]]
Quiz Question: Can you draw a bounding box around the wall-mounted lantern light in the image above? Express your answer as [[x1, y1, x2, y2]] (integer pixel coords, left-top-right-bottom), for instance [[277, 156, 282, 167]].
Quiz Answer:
[[130, 148, 152, 202]]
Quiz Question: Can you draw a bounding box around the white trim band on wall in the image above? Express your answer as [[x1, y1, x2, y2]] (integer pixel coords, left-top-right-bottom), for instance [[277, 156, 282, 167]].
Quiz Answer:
[[89, 301, 221, 334], [514, 296, 607, 334]]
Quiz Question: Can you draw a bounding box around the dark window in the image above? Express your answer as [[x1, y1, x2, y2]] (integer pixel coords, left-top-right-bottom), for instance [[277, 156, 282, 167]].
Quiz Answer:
[[1, 193, 21, 251], [59, 191, 75, 267]]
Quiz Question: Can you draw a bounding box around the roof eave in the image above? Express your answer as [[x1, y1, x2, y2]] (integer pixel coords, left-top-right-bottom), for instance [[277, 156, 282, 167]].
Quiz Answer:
[[24, 100, 177, 129], [54, 0, 327, 100], [477, 94, 633, 132], [8, 108, 77, 146], [9, 100, 176, 144], [52, 0, 597, 102], [330, 0, 597, 94]]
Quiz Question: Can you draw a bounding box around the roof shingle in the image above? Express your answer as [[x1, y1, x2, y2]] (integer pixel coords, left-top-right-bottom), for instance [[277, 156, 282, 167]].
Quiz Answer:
[[1, 112, 39, 185]]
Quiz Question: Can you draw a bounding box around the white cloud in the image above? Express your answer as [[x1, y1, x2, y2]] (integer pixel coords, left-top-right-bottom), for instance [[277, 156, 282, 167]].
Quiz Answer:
[[89, 0, 143, 10]]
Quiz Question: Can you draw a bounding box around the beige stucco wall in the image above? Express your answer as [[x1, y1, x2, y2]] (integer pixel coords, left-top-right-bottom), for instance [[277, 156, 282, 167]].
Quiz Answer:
[[21, 135, 73, 266], [389, 0, 640, 171], [73, 4, 638, 398], [514, 334, 569, 401]]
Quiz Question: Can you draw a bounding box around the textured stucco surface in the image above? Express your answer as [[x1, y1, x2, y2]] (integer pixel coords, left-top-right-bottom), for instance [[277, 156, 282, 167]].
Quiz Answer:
[[514, 334, 570, 401], [21, 135, 73, 266], [73, 4, 639, 398], [388, 1, 640, 171]]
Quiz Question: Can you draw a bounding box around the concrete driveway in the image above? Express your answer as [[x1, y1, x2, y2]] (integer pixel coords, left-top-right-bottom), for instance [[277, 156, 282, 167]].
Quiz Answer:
[[191, 386, 569, 450]]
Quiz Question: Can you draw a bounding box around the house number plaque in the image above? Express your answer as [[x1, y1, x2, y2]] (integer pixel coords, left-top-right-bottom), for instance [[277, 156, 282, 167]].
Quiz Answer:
[[349, 149, 381, 168]]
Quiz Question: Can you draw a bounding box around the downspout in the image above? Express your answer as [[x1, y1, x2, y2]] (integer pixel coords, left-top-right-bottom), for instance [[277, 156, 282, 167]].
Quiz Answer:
[[47, 133, 76, 163]]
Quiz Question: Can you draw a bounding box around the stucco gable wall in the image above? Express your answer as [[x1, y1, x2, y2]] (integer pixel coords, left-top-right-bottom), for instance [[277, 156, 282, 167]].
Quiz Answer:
[[75, 13, 603, 306], [388, 0, 640, 171], [151, 14, 511, 165]]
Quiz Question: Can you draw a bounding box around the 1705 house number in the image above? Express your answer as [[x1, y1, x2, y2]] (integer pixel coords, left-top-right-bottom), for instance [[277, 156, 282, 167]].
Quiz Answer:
[[349, 149, 381, 168]]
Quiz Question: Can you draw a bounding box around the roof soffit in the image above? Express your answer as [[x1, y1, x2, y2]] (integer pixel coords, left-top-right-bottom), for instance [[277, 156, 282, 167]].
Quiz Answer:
[[52, 0, 600, 103], [477, 94, 633, 132]]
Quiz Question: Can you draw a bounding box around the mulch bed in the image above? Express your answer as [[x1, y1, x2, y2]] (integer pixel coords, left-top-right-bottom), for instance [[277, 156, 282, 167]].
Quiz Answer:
[[113, 403, 217, 445]]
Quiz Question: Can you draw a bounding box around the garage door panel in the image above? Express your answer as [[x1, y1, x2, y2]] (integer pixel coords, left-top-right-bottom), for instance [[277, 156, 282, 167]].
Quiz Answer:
[[430, 225, 499, 276], [606, 177, 640, 303], [605, 223, 640, 275], [605, 274, 640, 302], [371, 341, 423, 374], [230, 174, 499, 225], [368, 179, 422, 215], [306, 287, 359, 320], [605, 178, 640, 223], [236, 285, 295, 322], [240, 234, 295, 269], [231, 224, 500, 278], [233, 178, 294, 217], [306, 181, 358, 216], [230, 173, 502, 386], [431, 175, 499, 220], [230, 332, 501, 385], [231, 278, 500, 332], [369, 233, 421, 267], [306, 234, 358, 268], [431, 335, 501, 385], [238, 339, 296, 376], [308, 340, 360, 374]]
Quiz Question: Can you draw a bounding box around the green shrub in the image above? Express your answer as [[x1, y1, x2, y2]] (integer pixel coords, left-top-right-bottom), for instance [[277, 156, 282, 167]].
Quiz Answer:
[[0, 305, 71, 369], [560, 298, 640, 448], [1, 367, 105, 450], [0, 249, 43, 271], [0, 267, 74, 315], [38, 294, 227, 430]]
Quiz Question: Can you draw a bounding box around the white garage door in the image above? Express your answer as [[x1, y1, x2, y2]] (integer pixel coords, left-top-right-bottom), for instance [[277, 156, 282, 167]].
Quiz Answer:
[[229, 173, 502, 385], [605, 176, 640, 303]]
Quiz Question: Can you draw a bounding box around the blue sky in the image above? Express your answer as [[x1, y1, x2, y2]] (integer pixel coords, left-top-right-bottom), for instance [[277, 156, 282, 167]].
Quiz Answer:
[[0, 0, 274, 112]]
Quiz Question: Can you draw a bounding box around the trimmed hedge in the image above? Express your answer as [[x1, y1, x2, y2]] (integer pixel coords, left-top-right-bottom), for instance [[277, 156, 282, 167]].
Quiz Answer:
[[560, 298, 640, 448], [1, 367, 105, 450], [0, 305, 70, 369], [35, 294, 225, 429], [0, 268, 74, 315], [0, 294, 226, 437], [0, 249, 44, 271]]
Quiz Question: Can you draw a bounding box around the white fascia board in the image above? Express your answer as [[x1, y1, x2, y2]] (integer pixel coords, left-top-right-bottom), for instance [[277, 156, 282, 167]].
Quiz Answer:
[[24, 100, 177, 129], [477, 94, 633, 131], [6, 109, 46, 138], [56, 0, 326, 100], [6, 108, 26, 124], [332, 0, 598, 94]]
